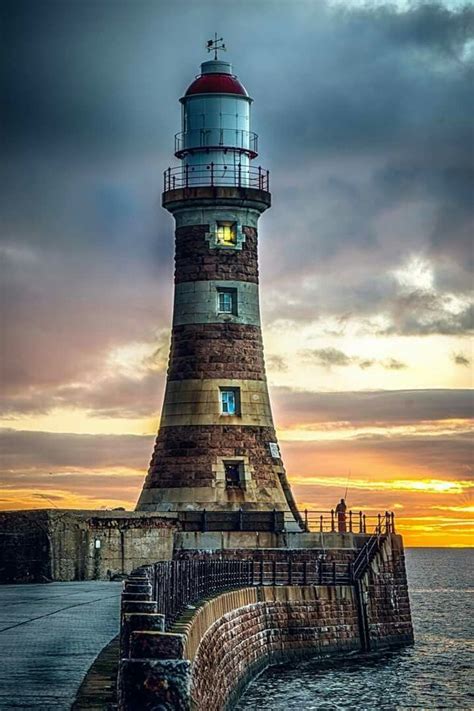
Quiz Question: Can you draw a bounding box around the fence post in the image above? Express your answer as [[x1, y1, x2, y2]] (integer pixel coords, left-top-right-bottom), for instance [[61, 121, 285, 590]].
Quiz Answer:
[[391, 512, 396, 533], [304, 509, 308, 530], [260, 559, 264, 586], [359, 511, 363, 533], [185, 163, 189, 188], [349, 510, 353, 533], [331, 509, 335, 532], [258, 165, 262, 189], [239, 508, 243, 531], [363, 514, 367, 533], [303, 561, 307, 585], [332, 561, 336, 585], [210, 162, 214, 187], [272, 559, 277, 586], [266, 170, 270, 190], [288, 558, 293, 586], [320, 515, 323, 533], [238, 162, 241, 187], [377, 513, 381, 532]]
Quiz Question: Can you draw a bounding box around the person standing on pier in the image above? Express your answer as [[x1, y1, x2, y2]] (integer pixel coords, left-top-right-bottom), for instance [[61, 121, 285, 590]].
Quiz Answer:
[[335, 498, 347, 532]]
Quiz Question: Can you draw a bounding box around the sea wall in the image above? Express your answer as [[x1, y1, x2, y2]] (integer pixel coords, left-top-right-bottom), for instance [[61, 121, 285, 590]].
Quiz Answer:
[[118, 537, 414, 710], [118, 585, 360, 711], [362, 534, 414, 650], [188, 586, 359, 710]]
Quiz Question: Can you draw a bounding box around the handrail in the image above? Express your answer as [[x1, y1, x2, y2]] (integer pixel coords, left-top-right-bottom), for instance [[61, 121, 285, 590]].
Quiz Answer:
[[303, 509, 395, 535], [175, 129, 258, 157], [163, 163, 270, 191], [351, 514, 390, 580], [152, 558, 353, 629]]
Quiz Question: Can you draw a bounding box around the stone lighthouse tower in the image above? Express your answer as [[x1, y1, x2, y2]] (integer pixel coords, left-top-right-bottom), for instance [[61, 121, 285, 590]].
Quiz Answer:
[[137, 43, 303, 529]]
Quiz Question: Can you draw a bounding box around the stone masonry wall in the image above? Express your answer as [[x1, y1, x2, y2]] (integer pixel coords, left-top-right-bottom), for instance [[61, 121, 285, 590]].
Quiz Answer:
[[0, 510, 178, 583], [189, 586, 359, 710], [167, 323, 266, 381], [146, 425, 283, 490], [363, 534, 414, 650], [174, 225, 258, 284]]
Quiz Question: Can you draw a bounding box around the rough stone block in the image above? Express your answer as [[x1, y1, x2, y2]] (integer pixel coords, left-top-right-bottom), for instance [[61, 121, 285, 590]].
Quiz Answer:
[[130, 631, 185, 660], [121, 612, 166, 659], [118, 658, 191, 711]]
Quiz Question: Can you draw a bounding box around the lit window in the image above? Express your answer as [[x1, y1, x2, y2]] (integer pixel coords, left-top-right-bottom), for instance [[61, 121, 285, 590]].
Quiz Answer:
[[217, 288, 237, 315], [225, 461, 244, 488], [216, 221, 237, 245], [220, 388, 240, 415]]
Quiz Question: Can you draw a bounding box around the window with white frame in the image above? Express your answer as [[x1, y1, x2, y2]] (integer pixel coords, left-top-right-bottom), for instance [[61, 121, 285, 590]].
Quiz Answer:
[[217, 287, 237, 315], [220, 388, 240, 416]]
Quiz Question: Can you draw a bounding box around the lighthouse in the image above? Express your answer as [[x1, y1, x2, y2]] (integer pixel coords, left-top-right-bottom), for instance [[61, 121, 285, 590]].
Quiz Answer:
[[137, 41, 303, 529]]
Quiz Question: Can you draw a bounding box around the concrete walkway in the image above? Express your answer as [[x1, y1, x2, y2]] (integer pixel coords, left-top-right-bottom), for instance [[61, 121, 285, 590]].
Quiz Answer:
[[0, 582, 121, 710]]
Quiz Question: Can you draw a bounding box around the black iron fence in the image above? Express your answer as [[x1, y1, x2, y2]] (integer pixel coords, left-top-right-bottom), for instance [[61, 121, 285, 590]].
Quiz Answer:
[[152, 557, 355, 628], [303, 510, 396, 535], [146, 512, 395, 629], [151, 509, 396, 534], [163, 163, 270, 191]]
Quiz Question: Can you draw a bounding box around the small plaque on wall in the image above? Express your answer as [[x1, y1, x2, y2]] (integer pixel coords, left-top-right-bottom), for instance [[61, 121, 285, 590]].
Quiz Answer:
[[269, 442, 281, 459]]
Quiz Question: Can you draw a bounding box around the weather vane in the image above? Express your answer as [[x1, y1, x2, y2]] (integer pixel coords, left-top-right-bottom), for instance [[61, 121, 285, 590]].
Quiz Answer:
[[206, 33, 226, 60]]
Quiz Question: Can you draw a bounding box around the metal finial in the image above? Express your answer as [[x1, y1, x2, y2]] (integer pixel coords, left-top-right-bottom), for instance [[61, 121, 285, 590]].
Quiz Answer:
[[206, 33, 226, 60]]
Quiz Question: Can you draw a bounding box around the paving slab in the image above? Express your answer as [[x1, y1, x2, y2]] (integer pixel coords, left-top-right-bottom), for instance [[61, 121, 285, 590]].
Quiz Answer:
[[0, 582, 121, 710]]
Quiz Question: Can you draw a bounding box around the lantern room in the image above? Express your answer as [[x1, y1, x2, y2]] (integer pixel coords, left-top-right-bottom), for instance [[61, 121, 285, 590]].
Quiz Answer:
[[174, 59, 258, 187]]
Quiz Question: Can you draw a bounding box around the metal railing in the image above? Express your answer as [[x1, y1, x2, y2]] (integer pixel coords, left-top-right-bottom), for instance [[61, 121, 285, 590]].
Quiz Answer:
[[352, 513, 390, 580], [175, 129, 258, 156], [163, 163, 270, 191], [152, 557, 354, 628], [302, 509, 396, 535]]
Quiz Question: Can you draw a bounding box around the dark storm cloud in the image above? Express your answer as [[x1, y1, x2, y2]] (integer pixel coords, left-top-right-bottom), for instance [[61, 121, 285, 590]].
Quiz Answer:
[[271, 388, 473, 427], [0, 428, 152, 471], [1, 0, 473, 413]]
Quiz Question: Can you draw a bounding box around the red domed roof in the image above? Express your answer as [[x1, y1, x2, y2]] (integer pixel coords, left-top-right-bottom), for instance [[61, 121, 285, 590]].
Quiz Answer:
[[185, 73, 249, 97]]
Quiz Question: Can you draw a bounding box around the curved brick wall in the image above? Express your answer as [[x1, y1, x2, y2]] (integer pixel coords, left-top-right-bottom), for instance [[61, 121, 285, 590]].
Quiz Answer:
[[145, 425, 284, 490], [187, 586, 359, 710], [174, 225, 259, 283], [167, 323, 266, 381]]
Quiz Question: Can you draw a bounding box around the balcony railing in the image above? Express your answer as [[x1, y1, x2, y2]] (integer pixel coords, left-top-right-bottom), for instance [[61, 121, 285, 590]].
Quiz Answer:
[[175, 129, 258, 157], [163, 163, 270, 192]]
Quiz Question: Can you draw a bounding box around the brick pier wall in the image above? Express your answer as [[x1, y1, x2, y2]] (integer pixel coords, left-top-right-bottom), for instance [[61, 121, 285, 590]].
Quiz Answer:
[[362, 534, 414, 650], [188, 586, 359, 711], [117, 535, 414, 709]]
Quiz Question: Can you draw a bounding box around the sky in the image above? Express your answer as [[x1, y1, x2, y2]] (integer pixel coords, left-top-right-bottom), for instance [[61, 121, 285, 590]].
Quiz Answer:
[[1, 0, 473, 546]]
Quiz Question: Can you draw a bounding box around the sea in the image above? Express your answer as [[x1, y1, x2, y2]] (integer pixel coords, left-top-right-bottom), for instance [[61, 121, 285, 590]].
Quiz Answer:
[[236, 548, 473, 710]]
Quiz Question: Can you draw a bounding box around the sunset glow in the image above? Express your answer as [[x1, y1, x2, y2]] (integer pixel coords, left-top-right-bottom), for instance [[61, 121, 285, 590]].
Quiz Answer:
[[2, 0, 472, 548]]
